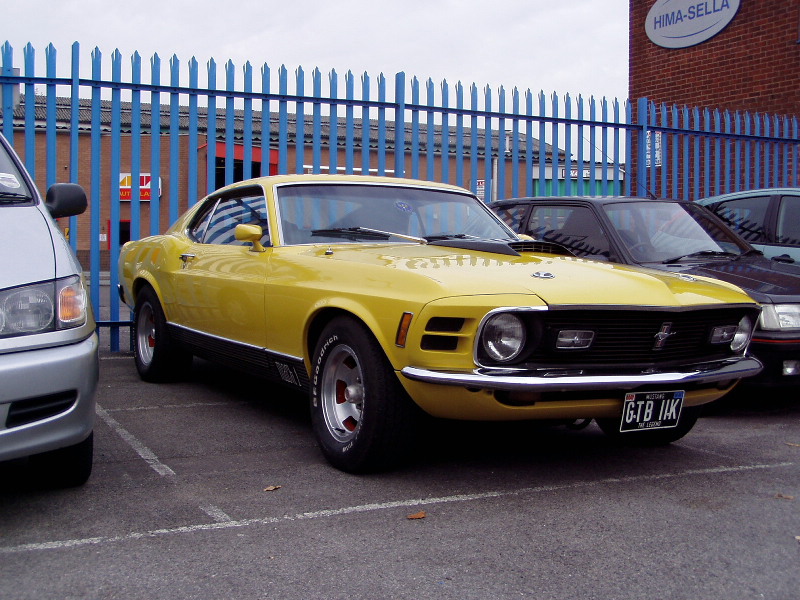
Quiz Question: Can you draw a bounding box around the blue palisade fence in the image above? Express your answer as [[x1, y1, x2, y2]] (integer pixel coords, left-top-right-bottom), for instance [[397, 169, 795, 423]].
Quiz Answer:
[[0, 41, 798, 351]]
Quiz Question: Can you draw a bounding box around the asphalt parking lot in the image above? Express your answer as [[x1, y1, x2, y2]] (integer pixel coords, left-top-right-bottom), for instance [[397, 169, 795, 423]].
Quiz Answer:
[[1, 352, 798, 600]]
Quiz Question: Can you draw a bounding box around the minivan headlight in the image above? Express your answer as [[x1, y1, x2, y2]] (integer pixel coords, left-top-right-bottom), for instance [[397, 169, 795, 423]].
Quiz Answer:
[[0, 276, 87, 338], [759, 304, 800, 331]]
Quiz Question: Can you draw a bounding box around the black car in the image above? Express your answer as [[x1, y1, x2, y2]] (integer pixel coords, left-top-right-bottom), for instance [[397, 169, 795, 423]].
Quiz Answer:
[[491, 196, 800, 387]]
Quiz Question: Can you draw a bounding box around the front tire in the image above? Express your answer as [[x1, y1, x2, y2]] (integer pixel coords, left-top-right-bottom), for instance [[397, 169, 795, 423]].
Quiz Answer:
[[133, 285, 192, 382], [310, 316, 421, 473], [29, 432, 93, 488], [596, 406, 701, 446]]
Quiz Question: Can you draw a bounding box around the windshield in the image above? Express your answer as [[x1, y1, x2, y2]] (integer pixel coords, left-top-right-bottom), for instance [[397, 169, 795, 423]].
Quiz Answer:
[[275, 183, 515, 245], [0, 139, 33, 205], [602, 201, 751, 263]]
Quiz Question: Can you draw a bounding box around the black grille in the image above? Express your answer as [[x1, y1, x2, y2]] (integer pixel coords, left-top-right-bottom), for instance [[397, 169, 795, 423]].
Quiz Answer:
[[504, 307, 752, 368], [6, 391, 77, 428], [425, 317, 464, 333], [509, 240, 574, 256]]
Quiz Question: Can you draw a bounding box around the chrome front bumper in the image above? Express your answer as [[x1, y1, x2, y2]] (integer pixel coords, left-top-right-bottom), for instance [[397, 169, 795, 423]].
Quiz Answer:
[[401, 356, 763, 392]]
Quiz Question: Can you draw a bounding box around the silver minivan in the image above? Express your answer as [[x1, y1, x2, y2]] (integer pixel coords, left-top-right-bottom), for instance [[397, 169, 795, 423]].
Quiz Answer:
[[0, 132, 98, 487]]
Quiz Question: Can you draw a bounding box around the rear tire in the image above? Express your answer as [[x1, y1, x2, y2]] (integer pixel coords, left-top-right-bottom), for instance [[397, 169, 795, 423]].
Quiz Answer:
[[596, 406, 701, 446], [133, 285, 192, 382], [310, 316, 421, 473]]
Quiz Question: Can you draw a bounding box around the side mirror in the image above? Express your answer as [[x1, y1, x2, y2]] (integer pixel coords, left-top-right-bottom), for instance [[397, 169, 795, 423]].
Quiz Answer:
[[235, 223, 269, 252], [45, 183, 88, 219]]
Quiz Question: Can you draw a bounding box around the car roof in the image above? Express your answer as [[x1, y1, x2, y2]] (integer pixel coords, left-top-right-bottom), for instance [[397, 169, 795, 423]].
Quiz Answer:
[[216, 173, 473, 195], [699, 187, 800, 204], [490, 196, 685, 207]]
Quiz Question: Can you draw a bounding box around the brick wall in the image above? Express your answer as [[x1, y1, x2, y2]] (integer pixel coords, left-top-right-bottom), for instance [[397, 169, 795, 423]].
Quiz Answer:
[[630, 0, 800, 118]]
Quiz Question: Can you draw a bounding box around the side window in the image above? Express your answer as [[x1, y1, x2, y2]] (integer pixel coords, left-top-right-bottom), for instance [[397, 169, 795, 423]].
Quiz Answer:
[[713, 197, 769, 243], [776, 196, 800, 245], [528, 205, 611, 258], [493, 205, 528, 233], [203, 192, 269, 246]]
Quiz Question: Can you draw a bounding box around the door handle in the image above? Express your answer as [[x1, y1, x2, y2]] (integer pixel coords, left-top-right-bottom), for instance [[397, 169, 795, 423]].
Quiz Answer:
[[179, 253, 196, 266]]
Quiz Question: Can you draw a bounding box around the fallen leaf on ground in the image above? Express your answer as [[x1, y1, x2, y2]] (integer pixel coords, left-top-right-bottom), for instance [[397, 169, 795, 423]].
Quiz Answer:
[[774, 493, 795, 500], [263, 485, 282, 492], [407, 511, 427, 520], [786, 442, 800, 448]]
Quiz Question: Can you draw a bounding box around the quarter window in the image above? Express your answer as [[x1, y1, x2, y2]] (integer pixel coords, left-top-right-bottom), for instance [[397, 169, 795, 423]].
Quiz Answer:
[[776, 196, 800, 245]]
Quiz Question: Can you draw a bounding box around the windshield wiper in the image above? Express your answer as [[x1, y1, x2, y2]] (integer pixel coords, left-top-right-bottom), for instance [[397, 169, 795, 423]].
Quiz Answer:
[[310, 226, 427, 244], [662, 250, 738, 264], [0, 191, 33, 204]]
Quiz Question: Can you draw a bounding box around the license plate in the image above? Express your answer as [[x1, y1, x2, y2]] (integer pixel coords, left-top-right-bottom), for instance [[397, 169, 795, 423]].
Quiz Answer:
[[619, 390, 684, 432]]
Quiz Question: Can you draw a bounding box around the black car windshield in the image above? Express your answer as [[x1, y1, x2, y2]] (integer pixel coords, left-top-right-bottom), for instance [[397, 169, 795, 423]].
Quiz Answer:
[[0, 142, 33, 207], [602, 201, 751, 263], [276, 183, 516, 245]]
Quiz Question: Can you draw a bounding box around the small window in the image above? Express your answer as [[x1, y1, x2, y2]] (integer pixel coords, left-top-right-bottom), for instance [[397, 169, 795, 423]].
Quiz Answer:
[[202, 192, 269, 246], [776, 196, 800, 246], [713, 197, 769, 243], [189, 199, 217, 242], [527, 205, 611, 258], [493, 205, 528, 232]]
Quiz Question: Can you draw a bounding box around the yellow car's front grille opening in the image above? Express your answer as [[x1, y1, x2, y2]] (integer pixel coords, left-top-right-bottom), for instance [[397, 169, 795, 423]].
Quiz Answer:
[[420, 317, 467, 352], [425, 317, 465, 333]]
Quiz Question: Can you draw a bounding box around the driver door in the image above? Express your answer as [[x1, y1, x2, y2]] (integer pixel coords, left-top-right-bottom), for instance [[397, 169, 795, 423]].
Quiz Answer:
[[170, 187, 271, 347]]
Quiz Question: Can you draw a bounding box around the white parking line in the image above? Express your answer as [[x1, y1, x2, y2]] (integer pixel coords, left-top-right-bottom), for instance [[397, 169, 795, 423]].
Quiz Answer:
[[200, 505, 234, 523], [105, 401, 243, 413], [0, 461, 792, 555], [95, 404, 176, 478]]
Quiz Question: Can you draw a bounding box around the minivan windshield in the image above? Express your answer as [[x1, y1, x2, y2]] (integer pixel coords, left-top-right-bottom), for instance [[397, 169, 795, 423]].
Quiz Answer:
[[0, 141, 33, 206]]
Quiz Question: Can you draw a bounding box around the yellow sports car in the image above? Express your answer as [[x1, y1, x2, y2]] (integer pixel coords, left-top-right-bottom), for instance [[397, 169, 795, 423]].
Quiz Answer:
[[118, 175, 762, 472]]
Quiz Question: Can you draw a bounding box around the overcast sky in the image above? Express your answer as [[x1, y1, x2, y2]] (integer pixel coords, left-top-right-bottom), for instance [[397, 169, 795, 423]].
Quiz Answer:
[[7, 0, 629, 101]]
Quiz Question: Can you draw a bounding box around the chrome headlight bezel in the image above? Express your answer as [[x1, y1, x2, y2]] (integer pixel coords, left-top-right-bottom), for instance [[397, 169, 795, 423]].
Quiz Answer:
[[479, 312, 527, 363], [759, 304, 800, 331], [0, 276, 87, 339], [730, 315, 754, 353]]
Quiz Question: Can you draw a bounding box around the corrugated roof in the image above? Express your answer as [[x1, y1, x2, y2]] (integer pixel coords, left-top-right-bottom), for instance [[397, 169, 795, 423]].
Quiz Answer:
[[3, 95, 559, 160]]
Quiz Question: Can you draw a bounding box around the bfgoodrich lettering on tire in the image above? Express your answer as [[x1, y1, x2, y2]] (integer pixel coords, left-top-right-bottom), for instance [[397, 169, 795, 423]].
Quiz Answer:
[[310, 315, 421, 473]]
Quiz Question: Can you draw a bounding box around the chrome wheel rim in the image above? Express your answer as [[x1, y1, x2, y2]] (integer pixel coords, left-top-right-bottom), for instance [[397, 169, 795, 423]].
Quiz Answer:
[[136, 302, 156, 366], [320, 344, 364, 443]]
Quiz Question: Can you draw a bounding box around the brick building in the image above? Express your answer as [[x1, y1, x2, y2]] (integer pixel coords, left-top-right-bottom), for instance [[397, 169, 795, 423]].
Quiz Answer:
[[630, 0, 800, 118]]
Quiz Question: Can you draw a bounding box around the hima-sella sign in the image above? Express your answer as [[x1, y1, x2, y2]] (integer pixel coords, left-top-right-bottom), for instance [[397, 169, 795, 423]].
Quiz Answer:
[[646, 0, 740, 48]]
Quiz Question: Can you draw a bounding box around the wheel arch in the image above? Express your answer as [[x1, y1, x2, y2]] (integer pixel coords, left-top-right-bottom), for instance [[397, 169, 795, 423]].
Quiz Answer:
[[305, 305, 398, 370], [131, 274, 160, 305]]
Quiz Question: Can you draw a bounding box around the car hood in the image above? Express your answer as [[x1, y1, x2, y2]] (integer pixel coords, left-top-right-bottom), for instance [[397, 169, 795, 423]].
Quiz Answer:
[[647, 255, 800, 304], [302, 243, 754, 308], [0, 205, 57, 289]]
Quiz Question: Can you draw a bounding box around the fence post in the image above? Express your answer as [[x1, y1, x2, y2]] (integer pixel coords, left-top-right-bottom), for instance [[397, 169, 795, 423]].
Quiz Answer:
[[394, 72, 405, 178], [636, 97, 649, 199]]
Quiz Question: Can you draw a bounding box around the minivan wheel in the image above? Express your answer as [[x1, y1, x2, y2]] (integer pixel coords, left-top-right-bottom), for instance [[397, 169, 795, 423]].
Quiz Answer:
[[30, 432, 94, 488]]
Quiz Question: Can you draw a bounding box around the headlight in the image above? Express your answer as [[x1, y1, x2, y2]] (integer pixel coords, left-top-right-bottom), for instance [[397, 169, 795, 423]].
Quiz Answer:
[[0, 276, 87, 338], [481, 313, 526, 362], [759, 304, 800, 331], [730, 315, 753, 353]]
